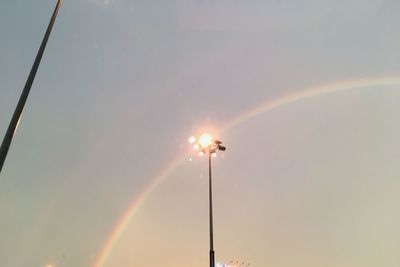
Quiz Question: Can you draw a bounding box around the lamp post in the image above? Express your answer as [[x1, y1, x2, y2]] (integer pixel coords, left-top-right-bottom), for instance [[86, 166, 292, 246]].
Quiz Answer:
[[189, 133, 226, 267], [0, 0, 62, 174]]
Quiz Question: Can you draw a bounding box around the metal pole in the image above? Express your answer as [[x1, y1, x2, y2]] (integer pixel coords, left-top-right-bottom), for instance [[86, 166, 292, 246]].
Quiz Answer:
[[0, 0, 62, 174], [209, 147, 215, 267]]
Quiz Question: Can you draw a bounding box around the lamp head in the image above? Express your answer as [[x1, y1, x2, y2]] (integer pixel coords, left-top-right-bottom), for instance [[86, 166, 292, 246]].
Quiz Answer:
[[189, 133, 226, 156], [198, 133, 213, 148]]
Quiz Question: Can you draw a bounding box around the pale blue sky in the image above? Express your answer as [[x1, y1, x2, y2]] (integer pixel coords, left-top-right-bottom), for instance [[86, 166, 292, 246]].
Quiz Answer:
[[1, 1, 400, 266]]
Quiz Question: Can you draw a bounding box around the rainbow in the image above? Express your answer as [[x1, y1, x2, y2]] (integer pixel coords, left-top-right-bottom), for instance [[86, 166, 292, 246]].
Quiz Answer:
[[91, 156, 184, 267], [91, 74, 400, 267], [225, 75, 400, 129]]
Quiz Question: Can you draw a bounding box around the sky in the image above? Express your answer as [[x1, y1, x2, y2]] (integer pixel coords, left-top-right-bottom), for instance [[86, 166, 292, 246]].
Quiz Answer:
[[1, 0, 400, 266]]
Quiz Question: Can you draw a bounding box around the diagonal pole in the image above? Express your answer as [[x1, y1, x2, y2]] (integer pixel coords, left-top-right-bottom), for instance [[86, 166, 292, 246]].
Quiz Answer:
[[0, 0, 62, 174]]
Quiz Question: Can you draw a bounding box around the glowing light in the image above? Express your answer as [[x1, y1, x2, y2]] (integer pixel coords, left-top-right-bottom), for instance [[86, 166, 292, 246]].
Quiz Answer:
[[198, 133, 213, 148], [211, 152, 217, 158], [198, 151, 204, 156], [193, 144, 200, 150], [188, 136, 196, 144]]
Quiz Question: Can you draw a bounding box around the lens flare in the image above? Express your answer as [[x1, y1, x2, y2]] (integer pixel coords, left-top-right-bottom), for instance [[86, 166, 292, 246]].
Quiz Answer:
[[188, 136, 196, 144]]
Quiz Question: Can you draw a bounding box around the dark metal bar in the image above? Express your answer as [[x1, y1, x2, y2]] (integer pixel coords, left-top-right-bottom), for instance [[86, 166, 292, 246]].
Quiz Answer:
[[0, 0, 62, 173], [209, 147, 215, 267]]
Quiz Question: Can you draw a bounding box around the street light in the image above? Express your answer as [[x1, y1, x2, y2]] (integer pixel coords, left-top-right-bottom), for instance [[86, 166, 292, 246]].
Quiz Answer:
[[189, 133, 226, 267]]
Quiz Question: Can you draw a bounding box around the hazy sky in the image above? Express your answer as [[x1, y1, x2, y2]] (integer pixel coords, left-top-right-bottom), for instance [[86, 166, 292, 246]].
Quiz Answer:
[[1, 1, 400, 266]]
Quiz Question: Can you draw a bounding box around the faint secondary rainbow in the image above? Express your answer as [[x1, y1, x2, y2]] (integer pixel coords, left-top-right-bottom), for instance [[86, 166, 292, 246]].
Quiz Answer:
[[92, 74, 400, 267]]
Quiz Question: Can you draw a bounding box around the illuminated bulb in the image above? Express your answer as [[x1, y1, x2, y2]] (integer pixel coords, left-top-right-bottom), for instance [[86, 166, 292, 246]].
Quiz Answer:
[[199, 133, 213, 148], [211, 152, 217, 158], [193, 144, 200, 150], [188, 136, 196, 144], [198, 151, 204, 156]]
